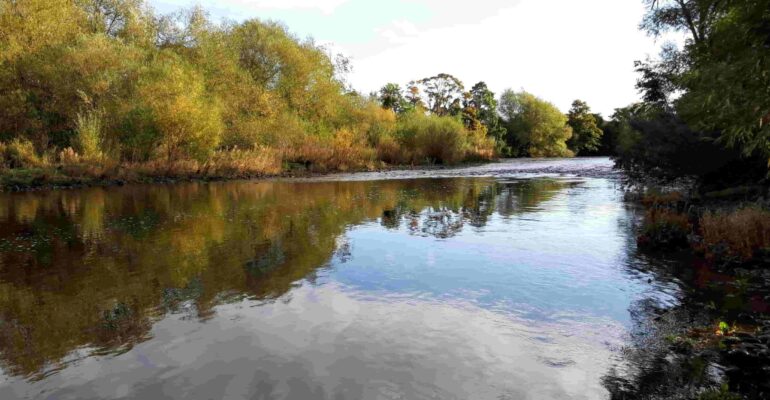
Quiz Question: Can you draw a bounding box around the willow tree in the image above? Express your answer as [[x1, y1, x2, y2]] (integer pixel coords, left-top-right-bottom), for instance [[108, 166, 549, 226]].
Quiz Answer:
[[499, 90, 573, 157], [640, 0, 770, 158]]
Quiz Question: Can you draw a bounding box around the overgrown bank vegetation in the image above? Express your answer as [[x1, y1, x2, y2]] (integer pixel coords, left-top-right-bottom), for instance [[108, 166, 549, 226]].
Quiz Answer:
[[605, 1, 770, 398], [616, 0, 770, 272], [0, 0, 491, 188], [0, 0, 614, 190]]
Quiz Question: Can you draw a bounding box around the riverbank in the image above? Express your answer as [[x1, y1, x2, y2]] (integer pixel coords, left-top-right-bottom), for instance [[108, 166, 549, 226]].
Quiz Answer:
[[0, 160, 456, 192], [0, 157, 617, 192], [607, 188, 770, 399]]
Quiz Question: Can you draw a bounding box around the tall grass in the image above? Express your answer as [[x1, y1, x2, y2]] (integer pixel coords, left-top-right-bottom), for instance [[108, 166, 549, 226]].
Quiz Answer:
[[281, 129, 376, 172], [636, 191, 770, 266], [699, 207, 770, 263], [74, 109, 105, 162], [128, 147, 282, 178], [0, 139, 45, 169]]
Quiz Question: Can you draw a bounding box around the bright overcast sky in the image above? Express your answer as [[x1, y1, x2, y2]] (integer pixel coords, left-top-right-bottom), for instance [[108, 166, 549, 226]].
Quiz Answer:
[[150, 0, 668, 116]]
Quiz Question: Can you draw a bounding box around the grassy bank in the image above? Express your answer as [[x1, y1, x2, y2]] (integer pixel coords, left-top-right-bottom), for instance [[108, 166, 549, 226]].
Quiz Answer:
[[0, 104, 501, 191], [0, 146, 498, 192]]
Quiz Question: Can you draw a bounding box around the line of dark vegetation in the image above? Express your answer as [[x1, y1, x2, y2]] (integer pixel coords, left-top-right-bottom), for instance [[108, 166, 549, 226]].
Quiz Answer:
[[605, 1, 770, 398]]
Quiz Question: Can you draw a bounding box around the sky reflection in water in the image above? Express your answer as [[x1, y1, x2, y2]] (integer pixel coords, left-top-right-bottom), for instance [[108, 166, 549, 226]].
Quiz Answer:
[[0, 169, 679, 399]]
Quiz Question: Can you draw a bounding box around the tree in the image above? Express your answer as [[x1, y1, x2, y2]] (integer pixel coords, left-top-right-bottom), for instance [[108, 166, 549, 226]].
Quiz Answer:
[[378, 83, 405, 113], [498, 89, 526, 156], [77, 0, 151, 42], [612, 104, 768, 188], [675, 0, 770, 156], [130, 54, 223, 161], [499, 90, 573, 157], [566, 100, 603, 155], [0, 0, 495, 175], [460, 91, 483, 131], [404, 84, 425, 111], [468, 82, 505, 143], [639, 0, 770, 158], [640, 0, 723, 46], [413, 73, 464, 116]]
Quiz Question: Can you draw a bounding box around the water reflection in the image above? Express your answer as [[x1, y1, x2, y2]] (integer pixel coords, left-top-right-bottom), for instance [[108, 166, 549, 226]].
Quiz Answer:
[[0, 175, 669, 399]]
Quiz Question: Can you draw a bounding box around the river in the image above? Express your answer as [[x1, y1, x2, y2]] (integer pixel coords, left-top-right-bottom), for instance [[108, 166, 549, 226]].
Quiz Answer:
[[0, 158, 683, 399]]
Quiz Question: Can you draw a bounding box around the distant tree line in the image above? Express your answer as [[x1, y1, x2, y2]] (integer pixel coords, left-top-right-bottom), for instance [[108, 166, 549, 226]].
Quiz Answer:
[[375, 74, 607, 158]]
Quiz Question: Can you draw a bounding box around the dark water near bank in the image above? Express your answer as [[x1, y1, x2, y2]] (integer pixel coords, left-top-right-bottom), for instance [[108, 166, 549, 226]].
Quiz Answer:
[[0, 158, 682, 399]]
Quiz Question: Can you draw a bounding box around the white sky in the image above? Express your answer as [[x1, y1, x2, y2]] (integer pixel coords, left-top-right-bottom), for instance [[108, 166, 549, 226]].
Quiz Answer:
[[150, 0, 669, 116]]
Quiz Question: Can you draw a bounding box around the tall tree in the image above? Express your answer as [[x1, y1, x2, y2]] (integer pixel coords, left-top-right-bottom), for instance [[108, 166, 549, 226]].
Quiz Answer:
[[566, 100, 603, 155], [413, 73, 464, 116], [468, 82, 505, 142], [639, 0, 770, 157], [404, 84, 425, 111], [461, 91, 482, 131], [641, 0, 723, 46], [377, 83, 404, 113]]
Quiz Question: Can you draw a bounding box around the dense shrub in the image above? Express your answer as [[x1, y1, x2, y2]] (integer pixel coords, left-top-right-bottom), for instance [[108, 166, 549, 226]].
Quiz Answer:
[[613, 107, 768, 189], [0, 139, 45, 169], [699, 207, 770, 264], [394, 112, 494, 165], [404, 113, 466, 164], [638, 208, 692, 249], [1, 0, 465, 180], [376, 135, 407, 165], [498, 90, 573, 157]]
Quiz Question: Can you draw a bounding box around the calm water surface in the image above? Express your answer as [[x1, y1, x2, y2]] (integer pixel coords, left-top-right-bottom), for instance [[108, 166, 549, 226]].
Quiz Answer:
[[0, 158, 680, 399]]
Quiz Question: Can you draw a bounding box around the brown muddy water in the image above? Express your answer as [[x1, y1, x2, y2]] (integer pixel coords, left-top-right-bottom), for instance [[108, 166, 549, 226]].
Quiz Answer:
[[0, 158, 684, 399]]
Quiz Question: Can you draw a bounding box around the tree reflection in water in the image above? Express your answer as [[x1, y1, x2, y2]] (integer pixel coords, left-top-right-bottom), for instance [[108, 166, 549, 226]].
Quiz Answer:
[[0, 178, 571, 379]]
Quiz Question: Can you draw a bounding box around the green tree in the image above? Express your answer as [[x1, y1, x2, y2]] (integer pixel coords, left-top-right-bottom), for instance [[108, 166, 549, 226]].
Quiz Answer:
[[468, 82, 506, 144], [413, 73, 464, 116], [129, 54, 223, 161], [566, 100, 603, 155], [639, 0, 770, 158], [499, 90, 573, 157], [0, 0, 497, 180], [378, 83, 405, 113]]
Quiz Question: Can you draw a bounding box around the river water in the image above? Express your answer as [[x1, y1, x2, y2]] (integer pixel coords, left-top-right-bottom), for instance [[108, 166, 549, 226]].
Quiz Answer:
[[0, 158, 682, 399]]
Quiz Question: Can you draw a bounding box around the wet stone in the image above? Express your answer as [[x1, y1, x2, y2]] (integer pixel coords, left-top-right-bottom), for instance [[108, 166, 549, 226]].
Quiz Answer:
[[722, 336, 742, 345]]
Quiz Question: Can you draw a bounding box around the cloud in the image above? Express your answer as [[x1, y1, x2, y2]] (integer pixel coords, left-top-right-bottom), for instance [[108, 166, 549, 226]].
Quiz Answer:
[[376, 20, 420, 44]]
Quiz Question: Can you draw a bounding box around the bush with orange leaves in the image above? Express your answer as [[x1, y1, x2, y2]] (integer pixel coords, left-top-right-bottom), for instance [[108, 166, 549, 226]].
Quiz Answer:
[[699, 207, 770, 264], [281, 129, 376, 172]]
